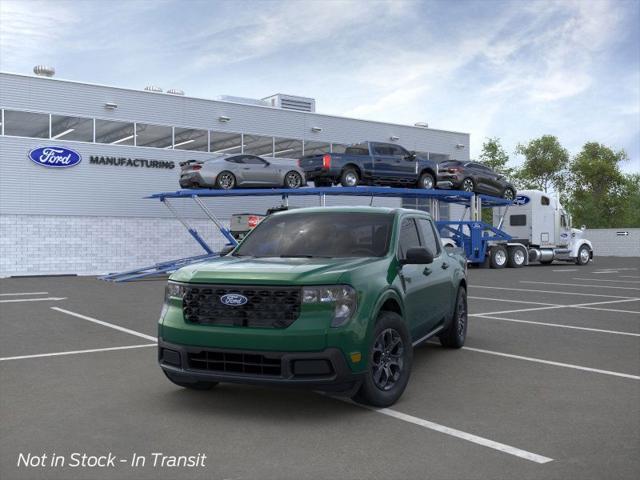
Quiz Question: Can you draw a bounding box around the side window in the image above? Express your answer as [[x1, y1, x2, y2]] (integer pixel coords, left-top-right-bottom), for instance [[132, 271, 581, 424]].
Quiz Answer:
[[541, 196, 550, 206], [561, 214, 567, 228], [510, 215, 527, 226], [389, 145, 408, 157], [226, 156, 244, 164], [417, 218, 441, 255], [398, 218, 421, 259], [244, 155, 267, 165], [373, 145, 392, 156]]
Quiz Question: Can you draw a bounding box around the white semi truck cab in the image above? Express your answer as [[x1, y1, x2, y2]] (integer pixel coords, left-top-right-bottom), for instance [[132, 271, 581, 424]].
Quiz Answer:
[[491, 189, 593, 267]]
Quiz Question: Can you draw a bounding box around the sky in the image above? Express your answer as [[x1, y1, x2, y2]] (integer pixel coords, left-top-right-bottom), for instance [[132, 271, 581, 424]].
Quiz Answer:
[[1, 0, 639, 172]]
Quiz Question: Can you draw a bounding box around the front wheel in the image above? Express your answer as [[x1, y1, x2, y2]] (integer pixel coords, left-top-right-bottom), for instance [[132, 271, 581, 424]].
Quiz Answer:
[[461, 177, 475, 192], [576, 245, 591, 265], [490, 245, 508, 269], [352, 311, 412, 407], [417, 172, 435, 189], [284, 171, 303, 189], [503, 187, 515, 201], [440, 286, 467, 348]]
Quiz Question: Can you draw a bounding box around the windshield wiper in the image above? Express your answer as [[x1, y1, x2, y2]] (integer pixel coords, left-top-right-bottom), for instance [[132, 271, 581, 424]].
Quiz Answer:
[[279, 254, 331, 258]]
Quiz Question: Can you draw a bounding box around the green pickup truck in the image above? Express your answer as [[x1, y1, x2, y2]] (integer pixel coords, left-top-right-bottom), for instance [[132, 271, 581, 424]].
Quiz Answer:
[[158, 206, 467, 406]]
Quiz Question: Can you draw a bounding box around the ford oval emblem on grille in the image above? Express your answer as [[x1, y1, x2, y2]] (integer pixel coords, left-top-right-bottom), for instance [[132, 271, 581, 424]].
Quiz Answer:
[[220, 293, 248, 306]]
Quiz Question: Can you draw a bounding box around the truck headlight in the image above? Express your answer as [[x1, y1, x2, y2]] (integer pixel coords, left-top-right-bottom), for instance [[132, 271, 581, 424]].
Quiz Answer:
[[166, 282, 185, 299], [303, 285, 357, 327]]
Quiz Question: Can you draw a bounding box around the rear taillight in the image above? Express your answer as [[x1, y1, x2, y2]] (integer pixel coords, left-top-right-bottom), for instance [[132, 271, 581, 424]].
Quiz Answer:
[[448, 167, 460, 173], [297, 159, 301, 167], [322, 154, 331, 169]]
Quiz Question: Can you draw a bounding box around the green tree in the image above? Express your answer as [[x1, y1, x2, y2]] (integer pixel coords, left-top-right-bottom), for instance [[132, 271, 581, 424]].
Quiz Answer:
[[566, 142, 636, 228], [515, 135, 569, 193], [479, 137, 513, 176]]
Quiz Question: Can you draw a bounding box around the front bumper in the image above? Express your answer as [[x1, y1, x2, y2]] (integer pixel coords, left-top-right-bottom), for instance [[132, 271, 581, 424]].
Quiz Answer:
[[158, 339, 363, 394]]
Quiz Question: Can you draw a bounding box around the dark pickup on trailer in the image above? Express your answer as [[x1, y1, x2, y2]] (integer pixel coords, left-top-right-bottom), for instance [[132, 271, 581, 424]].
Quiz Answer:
[[298, 141, 448, 189]]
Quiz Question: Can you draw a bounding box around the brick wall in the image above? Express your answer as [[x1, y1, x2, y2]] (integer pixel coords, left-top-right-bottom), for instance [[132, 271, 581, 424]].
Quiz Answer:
[[586, 228, 640, 257], [0, 215, 229, 277]]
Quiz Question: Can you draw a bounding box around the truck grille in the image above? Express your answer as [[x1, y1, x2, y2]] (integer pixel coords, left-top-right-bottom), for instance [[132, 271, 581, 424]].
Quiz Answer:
[[187, 349, 282, 376], [182, 285, 301, 328]]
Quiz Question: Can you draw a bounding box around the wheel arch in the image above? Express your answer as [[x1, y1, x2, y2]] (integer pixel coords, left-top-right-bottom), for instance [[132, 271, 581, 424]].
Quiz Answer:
[[342, 163, 362, 177], [419, 167, 436, 179]]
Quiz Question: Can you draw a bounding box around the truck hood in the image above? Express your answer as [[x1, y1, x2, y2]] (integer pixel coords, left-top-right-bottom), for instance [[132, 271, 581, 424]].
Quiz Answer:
[[170, 256, 381, 285]]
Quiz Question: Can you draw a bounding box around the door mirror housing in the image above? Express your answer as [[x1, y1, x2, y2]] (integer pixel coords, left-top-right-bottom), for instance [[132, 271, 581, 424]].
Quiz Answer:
[[219, 245, 235, 256], [400, 247, 434, 265], [405, 151, 416, 161]]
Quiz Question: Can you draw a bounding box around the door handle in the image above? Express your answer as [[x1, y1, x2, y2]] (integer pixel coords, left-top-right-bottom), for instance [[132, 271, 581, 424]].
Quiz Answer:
[[242, 167, 251, 170], [441, 262, 449, 270]]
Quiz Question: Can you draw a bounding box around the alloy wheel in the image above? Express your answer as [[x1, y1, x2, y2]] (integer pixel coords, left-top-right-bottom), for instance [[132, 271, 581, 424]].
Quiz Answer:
[[218, 173, 235, 189], [371, 328, 404, 391], [456, 293, 467, 337], [345, 172, 358, 186], [421, 176, 434, 189], [504, 188, 515, 200], [286, 172, 302, 188], [462, 179, 474, 192]]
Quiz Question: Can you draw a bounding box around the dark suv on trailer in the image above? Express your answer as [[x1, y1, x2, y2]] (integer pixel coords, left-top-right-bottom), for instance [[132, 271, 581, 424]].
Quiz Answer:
[[437, 160, 516, 199]]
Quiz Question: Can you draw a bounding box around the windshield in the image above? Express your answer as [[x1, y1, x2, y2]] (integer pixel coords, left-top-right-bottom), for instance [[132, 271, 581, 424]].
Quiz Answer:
[[234, 212, 394, 258]]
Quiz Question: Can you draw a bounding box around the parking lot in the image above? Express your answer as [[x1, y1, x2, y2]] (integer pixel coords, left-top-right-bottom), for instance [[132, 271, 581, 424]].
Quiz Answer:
[[1, 256, 639, 480]]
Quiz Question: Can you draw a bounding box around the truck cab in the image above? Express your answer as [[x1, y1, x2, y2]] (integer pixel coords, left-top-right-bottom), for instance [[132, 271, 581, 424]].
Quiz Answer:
[[493, 190, 593, 265]]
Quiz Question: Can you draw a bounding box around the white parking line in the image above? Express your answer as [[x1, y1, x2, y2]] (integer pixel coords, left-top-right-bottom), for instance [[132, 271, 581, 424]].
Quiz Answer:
[[358, 405, 553, 464], [521, 281, 640, 291], [620, 275, 640, 279], [0, 297, 66, 303], [471, 285, 636, 299], [472, 298, 640, 316], [0, 292, 49, 296], [473, 315, 640, 337], [574, 305, 640, 315], [51, 307, 157, 342], [0, 344, 156, 362], [552, 269, 578, 272], [469, 296, 558, 307], [463, 347, 640, 380], [573, 278, 640, 284]]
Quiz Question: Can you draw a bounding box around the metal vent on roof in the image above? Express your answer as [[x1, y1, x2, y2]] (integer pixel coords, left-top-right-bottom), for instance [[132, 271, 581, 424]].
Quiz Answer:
[[217, 95, 270, 107], [262, 94, 316, 113], [33, 65, 55, 77], [167, 88, 185, 95], [144, 85, 163, 92]]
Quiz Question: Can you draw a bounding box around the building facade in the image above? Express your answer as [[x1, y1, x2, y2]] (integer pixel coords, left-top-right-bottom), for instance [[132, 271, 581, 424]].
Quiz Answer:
[[0, 72, 470, 276]]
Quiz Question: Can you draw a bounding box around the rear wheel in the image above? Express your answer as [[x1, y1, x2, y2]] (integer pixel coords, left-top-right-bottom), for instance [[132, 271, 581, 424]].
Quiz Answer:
[[417, 172, 435, 189], [216, 171, 236, 189], [340, 168, 359, 187], [284, 171, 303, 189], [507, 246, 526, 268], [461, 177, 475, 192], [352, 311, 412, 407], [490, 245, 508, 269], [439, 286, 467, 348], [163, 371, 218, 391], [576, 245, 591, 265], [503, 187, 515, 201]]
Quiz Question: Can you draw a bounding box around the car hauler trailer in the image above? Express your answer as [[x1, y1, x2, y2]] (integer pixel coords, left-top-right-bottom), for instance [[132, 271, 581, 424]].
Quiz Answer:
[[100, 186, 592, 282]]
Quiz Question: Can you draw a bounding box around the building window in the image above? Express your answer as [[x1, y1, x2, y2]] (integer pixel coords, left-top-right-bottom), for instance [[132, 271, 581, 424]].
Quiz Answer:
[[3, 110, 49, 138], [273, 137, 303, 159], [210, 131, 243, 154], [95, 119, 135, 145], [135, 123, 173, 149], [51, 114, 94, 142], [303, 140, 331, 156], [173, 127, 208, 151], [244, 134, 274, 156]]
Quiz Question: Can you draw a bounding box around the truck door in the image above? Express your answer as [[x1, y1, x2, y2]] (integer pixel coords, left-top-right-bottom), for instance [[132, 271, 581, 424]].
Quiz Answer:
[[397, 218, 448, 340], [371, 143, 396, 182], [558, 210, 571, 246]]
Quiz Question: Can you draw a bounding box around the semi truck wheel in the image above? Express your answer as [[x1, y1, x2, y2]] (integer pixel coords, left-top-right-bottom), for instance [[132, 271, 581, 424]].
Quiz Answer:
[[576, 245, 591, 265], [352, 311, 412, 407], [489, 245, 508, 269], [507, 246, 526, 268]]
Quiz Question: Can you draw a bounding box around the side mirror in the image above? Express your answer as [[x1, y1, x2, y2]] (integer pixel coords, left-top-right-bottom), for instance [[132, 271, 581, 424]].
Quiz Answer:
[[405, 151, 416, 160], [400, 247, 434, 265], [219, 245, 235, 256], [581, 225, 586, 231]]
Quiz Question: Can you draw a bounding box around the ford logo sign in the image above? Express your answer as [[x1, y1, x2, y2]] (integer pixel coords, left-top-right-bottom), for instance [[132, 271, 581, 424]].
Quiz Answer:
[[28, 146, 82, 168], [220, 293, 248, 306], [514, 195, 530, 206]]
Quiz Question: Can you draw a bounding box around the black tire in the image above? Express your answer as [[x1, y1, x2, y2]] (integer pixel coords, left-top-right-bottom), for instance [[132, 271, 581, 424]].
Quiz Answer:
[[490, 245, 508, 269], [216, 171, 236, 190], [340, 168, 359, 187], [439, 286, 467, 348], [576, 245, 591, 265], [503, 187, 515, 201], [284, 170, 303, 189], [417, 172, 435, 190], [163, 371, 218, 391], [461, 177, 475, 192], [314, 179, 332, 187], [507, 246, 526, 268], [352, 311, 412, 407]]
